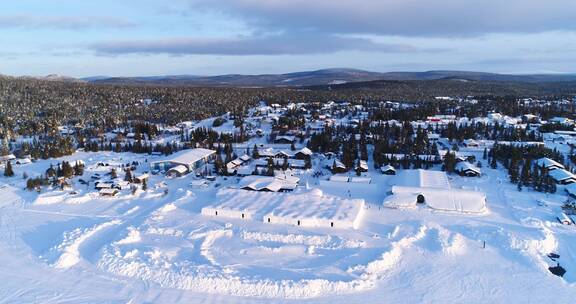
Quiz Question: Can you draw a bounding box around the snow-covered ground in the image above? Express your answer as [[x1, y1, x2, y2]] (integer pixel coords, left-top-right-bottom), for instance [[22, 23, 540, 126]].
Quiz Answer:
[[1, 151, 576, 303]]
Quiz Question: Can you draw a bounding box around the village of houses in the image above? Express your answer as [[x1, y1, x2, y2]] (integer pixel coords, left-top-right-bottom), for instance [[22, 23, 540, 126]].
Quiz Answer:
[[1, 97, 576, 300]]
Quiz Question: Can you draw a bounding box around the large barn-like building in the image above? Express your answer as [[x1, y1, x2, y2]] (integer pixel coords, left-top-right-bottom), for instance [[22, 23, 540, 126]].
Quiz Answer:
[[383, 169, 487, 214], [150, 148, 216, 176]]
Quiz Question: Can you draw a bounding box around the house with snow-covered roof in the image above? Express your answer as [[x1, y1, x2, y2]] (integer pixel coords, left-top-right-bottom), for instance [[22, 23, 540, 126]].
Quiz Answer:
[[274, 136, 296, 144], [548, 169, 576, 185], [294, 147, 313, 159], [535, 157, 564, 171], [455, 162, 481, 177]]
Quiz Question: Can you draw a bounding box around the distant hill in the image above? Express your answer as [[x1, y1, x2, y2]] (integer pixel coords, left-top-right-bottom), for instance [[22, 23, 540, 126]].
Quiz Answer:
[[85, 68, 386, 87], [18, 74, 86, 83], [83, 69, 576, 87]]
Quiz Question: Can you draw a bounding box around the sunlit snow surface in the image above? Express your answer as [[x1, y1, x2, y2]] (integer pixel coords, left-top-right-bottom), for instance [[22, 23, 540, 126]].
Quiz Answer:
[[0, 150, 575, 303]]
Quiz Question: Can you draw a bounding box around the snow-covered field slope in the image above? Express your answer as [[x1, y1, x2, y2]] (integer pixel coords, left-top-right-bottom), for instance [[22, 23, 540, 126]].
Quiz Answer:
[[0, 151, 575, 303]]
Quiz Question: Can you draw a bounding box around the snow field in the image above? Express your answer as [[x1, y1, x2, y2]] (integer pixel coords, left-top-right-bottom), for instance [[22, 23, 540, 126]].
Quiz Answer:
[[1, 150, 576, 302]]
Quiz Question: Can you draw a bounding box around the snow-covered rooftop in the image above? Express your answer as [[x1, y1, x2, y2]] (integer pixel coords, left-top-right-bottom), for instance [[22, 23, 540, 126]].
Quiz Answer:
[[395, 169, 451, 189], [151, 148, 216, 167], [384, 186, 486, 214], [202, 188, 364, 229]]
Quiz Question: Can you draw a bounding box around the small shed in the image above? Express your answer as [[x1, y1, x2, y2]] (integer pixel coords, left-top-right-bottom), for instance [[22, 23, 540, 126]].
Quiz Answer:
[[99, 188, 119, 197], [134, 173, 150, 183], [455, 162, 481, 177], [167, 165, 188, 177], [380, 165, 396, 175], [356, 160, 369, 172]]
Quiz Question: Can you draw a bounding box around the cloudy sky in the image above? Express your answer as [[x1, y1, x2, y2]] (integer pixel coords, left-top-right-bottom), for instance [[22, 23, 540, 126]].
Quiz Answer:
[[1, 0, 575, 77]]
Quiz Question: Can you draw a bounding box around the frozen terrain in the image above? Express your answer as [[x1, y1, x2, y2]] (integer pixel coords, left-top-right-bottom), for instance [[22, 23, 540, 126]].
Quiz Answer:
[[0, 151, 575, 303]]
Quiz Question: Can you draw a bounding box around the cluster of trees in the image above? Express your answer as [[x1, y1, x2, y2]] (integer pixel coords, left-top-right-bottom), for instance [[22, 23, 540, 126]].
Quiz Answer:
[[213, 142, 237, 175], [252, 157, 304, 176], [307, 127, 341, 154], [372, 123, 438, 168], [81, 139, 180, 156], [490, 144, 562, 193], [26, 161, 84, 191], [15, 137, 75, 160], [440, 121, 540, 142], [45, 161, 84, 179]]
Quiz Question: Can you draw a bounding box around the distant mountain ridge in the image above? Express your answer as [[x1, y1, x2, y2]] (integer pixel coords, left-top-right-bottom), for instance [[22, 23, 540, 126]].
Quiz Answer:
[[8, 68, 576, 87], [84, 69, 576, 87]]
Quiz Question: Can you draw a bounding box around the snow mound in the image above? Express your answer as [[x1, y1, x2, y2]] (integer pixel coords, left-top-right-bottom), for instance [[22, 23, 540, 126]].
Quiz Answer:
[[241, 231, 364, 249], [54, 220, 122, 269], [308, 188, 323, 197], [116, 227, 142, 245], [159, 203, 177, 213], [97, 226, 427, 298]]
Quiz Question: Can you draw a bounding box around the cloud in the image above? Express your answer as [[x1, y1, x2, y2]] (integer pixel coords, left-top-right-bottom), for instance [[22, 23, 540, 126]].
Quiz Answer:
[[188, 0, 576, 37], [0, 14, 136, 30], [91, 34, 424, 55]]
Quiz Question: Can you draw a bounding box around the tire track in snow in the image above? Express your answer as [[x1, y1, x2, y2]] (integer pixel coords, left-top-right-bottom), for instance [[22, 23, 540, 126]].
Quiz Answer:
[[54, 220, 122, 268], [99, 225, 430, 299], [52, 190, 186, 269]]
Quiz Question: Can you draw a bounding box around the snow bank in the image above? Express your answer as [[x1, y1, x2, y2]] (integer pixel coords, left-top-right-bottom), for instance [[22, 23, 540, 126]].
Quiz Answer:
[[116, 227, 141, 245], [95, 224, 434, 299], [54, 220, 122, 269], [241, 231, 365, 249]]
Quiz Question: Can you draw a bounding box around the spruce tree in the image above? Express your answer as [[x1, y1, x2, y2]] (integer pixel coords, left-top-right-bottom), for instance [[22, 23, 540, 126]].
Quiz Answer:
[[4, 161, 14, 177], [73, 162, 84, 176], [62, 161, 74, 178], [490, 154, 497, 169], [266, 158, 275, 176], [124, 169, 133, 182], [252, 144, 259, 159]]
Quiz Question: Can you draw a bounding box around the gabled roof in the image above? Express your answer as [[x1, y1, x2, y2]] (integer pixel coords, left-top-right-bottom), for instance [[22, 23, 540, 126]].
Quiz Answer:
[[455, 162, 481, 174], [358, 160, 369, 170], [152, 148, 215, 166], [167, 165, 188, 174], [135, 173, 149, 180], [297, 147, 313, 156], [565, 183, 576, 196], [548, 168, 576, 182], [535, 157, 564, 170], [275, 135, 295, 142], [332, 160, 346, 169], [239, 154, 251, 162], [381, 165, 396, 172], [99, 188, 119, 195]]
